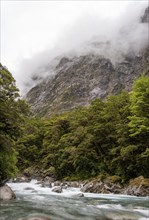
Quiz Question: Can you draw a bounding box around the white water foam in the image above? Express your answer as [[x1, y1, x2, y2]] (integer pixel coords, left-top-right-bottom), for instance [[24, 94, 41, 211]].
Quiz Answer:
[[8, 179, 80, 197], [7, 180, 149, 220]]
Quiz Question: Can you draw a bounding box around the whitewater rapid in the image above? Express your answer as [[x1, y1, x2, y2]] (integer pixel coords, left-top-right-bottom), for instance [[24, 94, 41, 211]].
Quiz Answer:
[[0, 180, 148, 220]]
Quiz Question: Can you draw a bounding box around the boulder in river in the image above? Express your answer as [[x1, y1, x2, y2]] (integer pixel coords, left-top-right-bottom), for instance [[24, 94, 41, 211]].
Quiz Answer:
[[40, 176, 55, 188], [53, 181, 61, 186], [0, 184, 16, 200], [52, 186, 62, 193], [24, 187, 35, 191], [41, 181, 52, 188]]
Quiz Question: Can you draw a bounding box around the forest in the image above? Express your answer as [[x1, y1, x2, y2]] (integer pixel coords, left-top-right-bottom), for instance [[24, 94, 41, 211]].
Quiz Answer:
[[0, 63, 149, 184]]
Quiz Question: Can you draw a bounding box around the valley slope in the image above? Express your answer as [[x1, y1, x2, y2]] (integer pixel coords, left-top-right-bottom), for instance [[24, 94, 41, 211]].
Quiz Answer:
[[26, 7, 149, 117]]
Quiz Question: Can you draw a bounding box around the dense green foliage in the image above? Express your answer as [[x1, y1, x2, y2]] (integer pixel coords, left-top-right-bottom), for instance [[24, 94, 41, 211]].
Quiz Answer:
[[0, 63, 148, 183], [0, 64, 29, 183], [16, 75, 149, 182]]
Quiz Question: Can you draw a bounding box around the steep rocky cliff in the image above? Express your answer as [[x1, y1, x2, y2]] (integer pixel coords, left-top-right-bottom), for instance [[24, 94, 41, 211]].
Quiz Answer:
[[26, 7, 149, 117]]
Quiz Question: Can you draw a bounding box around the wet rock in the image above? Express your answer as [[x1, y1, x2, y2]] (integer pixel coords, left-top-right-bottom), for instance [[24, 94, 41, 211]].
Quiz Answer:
[[81, 180, 122, 194], [60, 182, 69, 189], [81, 176, 149, 196], [123, 176, 149, 197], [61, 184, 68, 189], [36, 181, 44, 185], [44, 176, 55, 183], [53, 181, 81, 188], [69, 181, 81, 188], [40, 177, 56, 187], [53, 181, 61, 186], [39, 176, 54, 188], [81, 180, 103, 193], [24, 187, 35, 190], [41, 181, 52, 188], [0, 184, 16, 200], [52, 186, 62, 193], [13, 176, 31, 183]]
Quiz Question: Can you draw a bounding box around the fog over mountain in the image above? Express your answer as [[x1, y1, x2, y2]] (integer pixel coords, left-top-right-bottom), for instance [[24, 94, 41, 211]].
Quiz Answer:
[[25, 5, 149, 117], [1, 2, 148, 94]]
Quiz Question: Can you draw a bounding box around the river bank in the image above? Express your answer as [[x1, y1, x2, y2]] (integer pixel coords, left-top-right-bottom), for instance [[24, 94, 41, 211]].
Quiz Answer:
[[0, 179, 148, 220], [10, 175, 149, 197]]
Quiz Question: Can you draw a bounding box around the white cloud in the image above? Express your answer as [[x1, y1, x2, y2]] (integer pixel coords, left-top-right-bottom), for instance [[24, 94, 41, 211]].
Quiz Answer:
[[1, 0, 148, 94]]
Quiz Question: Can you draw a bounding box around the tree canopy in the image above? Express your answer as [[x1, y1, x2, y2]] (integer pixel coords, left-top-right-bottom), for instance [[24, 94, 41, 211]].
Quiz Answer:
[[0, 64, 29, 183], [1, 63, 148, 183]]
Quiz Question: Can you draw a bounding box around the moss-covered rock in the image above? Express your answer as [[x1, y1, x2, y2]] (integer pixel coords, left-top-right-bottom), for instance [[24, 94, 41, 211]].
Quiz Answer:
[[104, 175, 121, 184], [129, 176, 149, 188], [122, 176, 149, 196]]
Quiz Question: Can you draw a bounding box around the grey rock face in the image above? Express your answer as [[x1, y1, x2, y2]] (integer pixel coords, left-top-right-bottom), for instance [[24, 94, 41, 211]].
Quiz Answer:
[[141, 6, 149, 23], [26, 7, 149, 117], [0, 184, 16, 200], [26, 49, 149, 117]]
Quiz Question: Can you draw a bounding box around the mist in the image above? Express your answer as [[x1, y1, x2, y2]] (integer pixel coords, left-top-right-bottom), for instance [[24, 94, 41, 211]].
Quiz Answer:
[[5, 2, 148, 95]]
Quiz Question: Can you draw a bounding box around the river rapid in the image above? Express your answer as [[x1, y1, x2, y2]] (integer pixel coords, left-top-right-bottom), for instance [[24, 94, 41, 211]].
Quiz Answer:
[[0, 180, 148, 220]]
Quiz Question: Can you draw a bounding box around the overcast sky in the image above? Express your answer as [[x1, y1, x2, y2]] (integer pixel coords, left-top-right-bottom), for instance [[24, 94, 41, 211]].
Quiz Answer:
[[1, 0, 148, 94]]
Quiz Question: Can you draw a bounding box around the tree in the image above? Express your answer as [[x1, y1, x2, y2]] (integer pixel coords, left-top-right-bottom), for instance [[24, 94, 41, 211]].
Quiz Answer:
[[16, 117, 44, 170], [128, 75, 149, 177], [0, 64, 29, 183], [129, 75, 149, 138]]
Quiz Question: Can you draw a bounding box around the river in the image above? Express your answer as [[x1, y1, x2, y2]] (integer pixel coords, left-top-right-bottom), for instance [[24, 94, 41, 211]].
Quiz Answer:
[[0, 180, 148, 220]]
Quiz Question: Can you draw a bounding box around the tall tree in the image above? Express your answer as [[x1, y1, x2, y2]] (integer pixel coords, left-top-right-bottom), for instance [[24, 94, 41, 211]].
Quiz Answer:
[[128, 75, 149, 177], [0, 64, 29, 183]]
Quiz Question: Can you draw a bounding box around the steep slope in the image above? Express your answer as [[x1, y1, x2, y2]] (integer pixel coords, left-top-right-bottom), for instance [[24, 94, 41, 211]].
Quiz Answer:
[[26, 50, 149, 117], [26, 7, 149, 117]]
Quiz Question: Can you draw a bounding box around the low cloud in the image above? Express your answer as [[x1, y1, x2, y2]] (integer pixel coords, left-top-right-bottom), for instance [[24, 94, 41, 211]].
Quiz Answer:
[[12, 2, 148, 95]]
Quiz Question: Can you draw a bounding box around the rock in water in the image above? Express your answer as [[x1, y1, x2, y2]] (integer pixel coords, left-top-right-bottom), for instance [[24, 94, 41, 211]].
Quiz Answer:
[[24, 187, 35, 190], [41, 181, 52, 188], [52, 186, 62, 193], [0, 184, 16, 200], [73, 193, 84, 198]]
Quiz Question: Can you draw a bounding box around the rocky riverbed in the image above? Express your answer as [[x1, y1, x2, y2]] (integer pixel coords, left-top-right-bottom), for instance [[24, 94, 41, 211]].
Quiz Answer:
[[7, 175, 149, 198], [0, 179, 148, 220]]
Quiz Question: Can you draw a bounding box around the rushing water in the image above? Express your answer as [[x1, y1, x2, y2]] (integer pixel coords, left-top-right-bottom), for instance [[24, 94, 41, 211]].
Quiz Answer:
[[0, 180, 148, 220]]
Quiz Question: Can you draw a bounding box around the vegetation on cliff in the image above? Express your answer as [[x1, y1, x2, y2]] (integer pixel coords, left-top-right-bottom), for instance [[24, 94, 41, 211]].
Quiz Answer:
[[0, 63, 148, 183]]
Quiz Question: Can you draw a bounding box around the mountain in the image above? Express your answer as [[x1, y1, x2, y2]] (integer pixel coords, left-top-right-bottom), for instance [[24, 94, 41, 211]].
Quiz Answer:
[[26, 7, 149, 117]]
